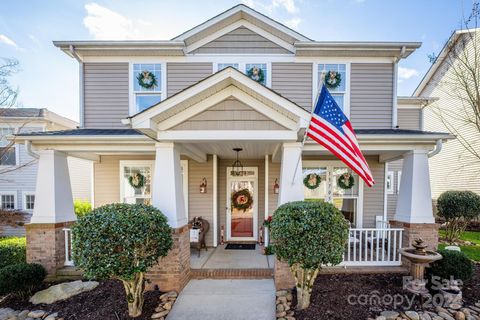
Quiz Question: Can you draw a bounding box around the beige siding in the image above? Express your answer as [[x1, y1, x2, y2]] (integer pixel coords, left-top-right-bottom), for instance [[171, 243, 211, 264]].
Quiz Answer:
[[421, 33, 480, 199], [167, 63, 212, 97], [83, 63, 129, 128], [268, 161, 280, 216], [93, 155, 154, 207], [272, 63, 313, 110], [69, 157, 92, 202], [188, 157, 214, 247], [218, 159, 265, 240], [191, 27, 291, 54], [350, 63, 393, 129], [362, 156, 386, 227], [171, 97, 286, 130], [398, 109, 421, 130]]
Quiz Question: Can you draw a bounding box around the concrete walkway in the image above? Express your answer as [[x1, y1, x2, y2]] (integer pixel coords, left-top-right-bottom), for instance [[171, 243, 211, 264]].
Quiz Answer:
[[190, 244, 274, 269], [166, 279, 276, 320]]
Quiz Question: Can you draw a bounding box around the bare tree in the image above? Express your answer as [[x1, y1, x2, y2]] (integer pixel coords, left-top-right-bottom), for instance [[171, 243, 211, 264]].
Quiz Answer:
[[427, 2, 480, 165]]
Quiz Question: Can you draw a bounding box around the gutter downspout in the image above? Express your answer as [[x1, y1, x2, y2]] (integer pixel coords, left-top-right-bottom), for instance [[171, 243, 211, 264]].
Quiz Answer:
[[69, 45, 84, 128], [392, 46, 407, 129], [428, 139, 443, 158], [25, 140, 39, 159]]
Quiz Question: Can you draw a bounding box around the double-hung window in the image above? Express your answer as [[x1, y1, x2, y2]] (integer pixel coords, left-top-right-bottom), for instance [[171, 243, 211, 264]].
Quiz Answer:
[[218, 63, 239, 71], [133, 64, 162, 113], [318, 64, 347, 112], [23, 192, 35, 211], [0, 127, 16, 166], [0, 192, 16, 210]]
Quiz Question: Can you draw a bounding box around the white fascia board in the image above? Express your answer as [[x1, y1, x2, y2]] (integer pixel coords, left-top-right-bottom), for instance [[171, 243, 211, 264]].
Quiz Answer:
[[157, 130, 298, 141], [185, 20, 295, 54]]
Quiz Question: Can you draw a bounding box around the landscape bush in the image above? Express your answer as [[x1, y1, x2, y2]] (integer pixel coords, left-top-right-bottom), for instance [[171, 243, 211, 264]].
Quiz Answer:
[[0, 236, 26, 269], [72, 203, 173, 317], [0, 263, 46, 297], [427, 249, 474, 286], [437, 190, 480, 242], [270, 200, 349, 309]]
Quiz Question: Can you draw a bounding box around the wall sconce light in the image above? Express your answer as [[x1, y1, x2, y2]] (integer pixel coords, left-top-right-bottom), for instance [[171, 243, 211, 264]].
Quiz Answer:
[[200, 177, 207, 193], [273, 178, 279, 194]]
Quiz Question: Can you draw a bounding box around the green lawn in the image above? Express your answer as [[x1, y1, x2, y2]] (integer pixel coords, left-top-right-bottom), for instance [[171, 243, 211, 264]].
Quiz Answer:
[[438, 230, 480, 261]]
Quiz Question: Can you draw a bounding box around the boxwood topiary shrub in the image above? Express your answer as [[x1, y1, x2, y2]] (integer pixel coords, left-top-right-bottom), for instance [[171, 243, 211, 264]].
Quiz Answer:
[[437, 190, 480, 242], [0, 237, 26, 269], [427, 249, 474, 286], [72, 203, 173, 317], [0, 263, 46, 297], [270, 200, 349, 310]]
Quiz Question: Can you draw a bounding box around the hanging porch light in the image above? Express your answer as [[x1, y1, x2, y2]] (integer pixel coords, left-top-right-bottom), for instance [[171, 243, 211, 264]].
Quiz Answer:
[[231, 148, 244, 176]]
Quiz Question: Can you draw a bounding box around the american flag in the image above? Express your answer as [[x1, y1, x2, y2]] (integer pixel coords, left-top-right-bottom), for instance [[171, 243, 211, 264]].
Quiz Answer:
[[306, 85, 375, 187]]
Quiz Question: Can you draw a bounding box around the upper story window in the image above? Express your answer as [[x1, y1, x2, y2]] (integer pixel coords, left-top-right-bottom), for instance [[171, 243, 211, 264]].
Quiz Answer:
[[245, 63, 267, 85], [218, 63, 239, 71], [0, 127, 16, 166], [318, 64, 347, 111], [133, 64, 162, 112]]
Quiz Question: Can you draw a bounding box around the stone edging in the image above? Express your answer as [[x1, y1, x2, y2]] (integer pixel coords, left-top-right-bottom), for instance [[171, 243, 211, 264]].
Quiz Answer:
[[276, 289, 295, 320], [151, 291, 178, 319]]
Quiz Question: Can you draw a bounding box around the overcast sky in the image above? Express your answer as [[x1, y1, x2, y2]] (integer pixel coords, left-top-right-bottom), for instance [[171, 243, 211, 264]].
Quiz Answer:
[[0, 0, 474, 121]]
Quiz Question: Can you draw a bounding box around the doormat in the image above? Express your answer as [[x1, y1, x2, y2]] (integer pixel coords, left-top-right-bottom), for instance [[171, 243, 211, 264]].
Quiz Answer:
[[225, 243, 256, 250]]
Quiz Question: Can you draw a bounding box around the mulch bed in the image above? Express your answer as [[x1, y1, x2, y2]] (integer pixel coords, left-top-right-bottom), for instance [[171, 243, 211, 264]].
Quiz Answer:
[[0, 280, 161, 320], [296, 264, 480, 320]]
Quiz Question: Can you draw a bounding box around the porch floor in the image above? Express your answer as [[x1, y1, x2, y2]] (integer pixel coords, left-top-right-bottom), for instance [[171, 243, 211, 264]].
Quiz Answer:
[[190, 244, 274, 269]]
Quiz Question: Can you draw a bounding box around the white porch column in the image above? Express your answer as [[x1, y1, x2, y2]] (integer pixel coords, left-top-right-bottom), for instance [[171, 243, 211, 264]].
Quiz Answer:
[[31, 150, 75, 224], [394, 150, 434, 223], [277, 142, 304, 205], [152, 142, 187, 228]]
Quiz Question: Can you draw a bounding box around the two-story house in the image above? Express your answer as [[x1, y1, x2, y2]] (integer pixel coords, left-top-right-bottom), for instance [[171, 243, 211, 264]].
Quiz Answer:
[[0, 108, 92, 236], [14, 5, 452, 291]]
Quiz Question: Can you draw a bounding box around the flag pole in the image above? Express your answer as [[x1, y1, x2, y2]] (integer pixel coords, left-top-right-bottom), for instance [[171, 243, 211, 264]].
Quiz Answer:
[[291, 80, 324, 185]]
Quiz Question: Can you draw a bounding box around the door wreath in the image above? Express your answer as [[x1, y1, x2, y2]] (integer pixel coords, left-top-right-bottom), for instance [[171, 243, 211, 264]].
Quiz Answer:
[[337, 172, 355, 190], [128, 173, 145, 189], [231, 188, 253, 212], [303, 173, 321, 190]]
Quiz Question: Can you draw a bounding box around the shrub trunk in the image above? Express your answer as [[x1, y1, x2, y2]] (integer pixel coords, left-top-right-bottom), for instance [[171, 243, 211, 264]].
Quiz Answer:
[[121, 273, 145, 317], [291, 264, 319, 310]]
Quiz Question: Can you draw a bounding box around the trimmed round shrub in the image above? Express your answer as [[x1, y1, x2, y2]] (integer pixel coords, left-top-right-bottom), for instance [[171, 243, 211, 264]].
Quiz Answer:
[[427, 249, 474, 284], [270, 200, 349, 309], [437, 190, 480, 242], [0, 263, 46, 297], [0, 237, 26, 269], [72, 203, 173, 317]]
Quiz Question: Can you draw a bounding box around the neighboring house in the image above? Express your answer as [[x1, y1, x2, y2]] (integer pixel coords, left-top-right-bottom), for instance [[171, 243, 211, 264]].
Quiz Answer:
[[414, 29, 480, 200], [14, 5, 452, 290], [0, 108, 92, 236]]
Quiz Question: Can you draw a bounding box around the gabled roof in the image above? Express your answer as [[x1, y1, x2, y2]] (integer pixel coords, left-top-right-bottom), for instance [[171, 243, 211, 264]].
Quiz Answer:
[[172, 4, 311, 44], [414, 28, 480, 96], [0, 107, 78, 128]]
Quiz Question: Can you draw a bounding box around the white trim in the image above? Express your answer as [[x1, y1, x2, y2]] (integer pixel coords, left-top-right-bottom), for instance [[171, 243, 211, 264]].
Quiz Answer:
[[303, 160, 364, 227], [0, 191, 17, 210], [313, 62, 351, 117], [22, 191, 35, 212], [265, 154, 269, 220], [226, 166, 259, 241], [181, 159, 189, 219], [157, 130, 298, 141], [129, 62, 166, 116], [213, 154, 218, 247], [79, 62, 84, 127], [392, 60, 398, 127], [383, 164, 388, 220], [185, 20, 295, 54], [90, 161, 95, 206], [386, 170, 394, 195], [397, 171, 402, 194]]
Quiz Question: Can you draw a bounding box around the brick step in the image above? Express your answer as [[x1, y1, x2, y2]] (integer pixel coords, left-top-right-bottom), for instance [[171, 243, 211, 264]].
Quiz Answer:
[[191, 268, 273, 279]]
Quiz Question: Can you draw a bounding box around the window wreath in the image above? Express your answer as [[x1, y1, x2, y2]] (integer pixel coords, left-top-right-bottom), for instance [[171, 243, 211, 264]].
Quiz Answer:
[[247, 66, 265, 84], [128, 173, 145, 189], [231, 188, 253, 212], [136, 71, 158, 89], [303, 173, 321, 190], [337, 172, 355, 190], [324, 70, 341, 89]]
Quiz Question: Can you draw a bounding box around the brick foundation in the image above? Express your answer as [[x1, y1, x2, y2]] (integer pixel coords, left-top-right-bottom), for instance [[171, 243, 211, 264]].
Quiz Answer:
[[146, 225, 191, 292], [390, 221, 439, 251], [26, 222, 74, 278], [274, 257, 295, 290]]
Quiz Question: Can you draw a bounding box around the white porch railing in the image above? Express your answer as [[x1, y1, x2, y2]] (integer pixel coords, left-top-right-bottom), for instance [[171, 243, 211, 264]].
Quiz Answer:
[[341, 227, 404, 266], [63, 228, 74, 266]]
